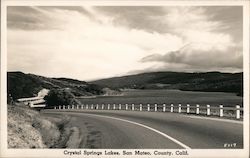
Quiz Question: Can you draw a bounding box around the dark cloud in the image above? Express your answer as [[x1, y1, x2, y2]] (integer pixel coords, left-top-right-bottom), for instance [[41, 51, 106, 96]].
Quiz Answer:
[[7, 6, 56, 30], [95, 6, 169, 33], [7, 6, 94, 30], [205, 6, 243, 41], [140, 43, 243, 72], [95, 6, 166, 17], [95, 6, 243, 40], [8, 7, 39, 30], [38, 6, 94, 18]]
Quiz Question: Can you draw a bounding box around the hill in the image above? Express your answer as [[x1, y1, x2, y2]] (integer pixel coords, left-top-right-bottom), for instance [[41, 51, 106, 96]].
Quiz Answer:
[[91, 71, 243, 96], [7, 71, 105, 102]]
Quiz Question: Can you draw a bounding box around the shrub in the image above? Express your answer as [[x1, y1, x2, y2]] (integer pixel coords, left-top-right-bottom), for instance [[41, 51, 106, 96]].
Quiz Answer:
[[44, 89, 80, 107]]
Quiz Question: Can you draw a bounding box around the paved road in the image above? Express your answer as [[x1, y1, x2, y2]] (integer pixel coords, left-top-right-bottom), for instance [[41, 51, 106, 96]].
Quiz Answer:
[[43, 110, 243, 149]]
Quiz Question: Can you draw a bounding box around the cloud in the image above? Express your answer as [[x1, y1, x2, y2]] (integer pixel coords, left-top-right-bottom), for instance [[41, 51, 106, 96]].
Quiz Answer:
[[7, 6, 49, 30], [7, 6, 243, 80], [7, 6, 96, 30], [163, 7, 222, 33], [94, 6, 167, 33], [95, 6, 241, 35], [141, 42, 243, 72], [95, 6, 242, 45], [138, 6, 242, 73], [7, 6, 183, 80]]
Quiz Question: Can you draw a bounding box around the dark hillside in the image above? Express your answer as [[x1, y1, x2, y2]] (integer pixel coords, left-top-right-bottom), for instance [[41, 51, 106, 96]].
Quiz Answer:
[[91, 71, 243, 96], [8, 72, 44, 100], [7, 72, 104, 102]]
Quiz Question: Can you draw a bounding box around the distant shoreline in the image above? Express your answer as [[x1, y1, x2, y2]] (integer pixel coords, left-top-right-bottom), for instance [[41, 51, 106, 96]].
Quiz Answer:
[[76, 96, 97, 99]]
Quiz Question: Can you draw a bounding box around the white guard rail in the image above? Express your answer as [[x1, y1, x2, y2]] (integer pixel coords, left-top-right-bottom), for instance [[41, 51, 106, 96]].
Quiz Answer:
[[53, 103, 243, 119]]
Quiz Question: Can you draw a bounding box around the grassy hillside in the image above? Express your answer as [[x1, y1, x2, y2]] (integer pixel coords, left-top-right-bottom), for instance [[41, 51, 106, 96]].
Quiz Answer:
[[91, 71, 243, 96], [8, 104, 85, 148], [7, 71, 105, 102]]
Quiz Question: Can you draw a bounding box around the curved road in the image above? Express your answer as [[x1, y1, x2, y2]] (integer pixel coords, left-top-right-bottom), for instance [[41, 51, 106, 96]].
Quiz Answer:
[[43, 110, 243, 149]]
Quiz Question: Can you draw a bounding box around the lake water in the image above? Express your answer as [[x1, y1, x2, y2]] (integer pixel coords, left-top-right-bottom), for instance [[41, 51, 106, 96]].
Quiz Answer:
[[78, 89, 243, 107]]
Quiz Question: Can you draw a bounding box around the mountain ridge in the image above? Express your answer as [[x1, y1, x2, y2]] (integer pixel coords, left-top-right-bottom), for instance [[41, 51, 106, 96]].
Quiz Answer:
[[90, 71, 243, 96]]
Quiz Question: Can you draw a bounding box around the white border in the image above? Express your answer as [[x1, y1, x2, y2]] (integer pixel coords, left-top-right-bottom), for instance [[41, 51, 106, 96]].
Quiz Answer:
[[1, 1, 249, 158]]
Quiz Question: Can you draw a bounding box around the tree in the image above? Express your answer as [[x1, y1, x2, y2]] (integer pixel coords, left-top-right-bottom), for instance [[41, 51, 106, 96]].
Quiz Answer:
[[44, 89, 80, 107]]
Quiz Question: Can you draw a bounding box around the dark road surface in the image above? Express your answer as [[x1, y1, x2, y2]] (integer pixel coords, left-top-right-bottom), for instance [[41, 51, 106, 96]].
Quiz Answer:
[[43, 109, 243, 149]]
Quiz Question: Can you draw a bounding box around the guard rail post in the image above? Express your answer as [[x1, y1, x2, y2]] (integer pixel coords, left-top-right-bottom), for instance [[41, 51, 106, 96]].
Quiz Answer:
[[178, 104, 181, 113], [147, 104, 150, 112], [236, 105, 240, 119], [196, 104, 200, 114], [219, 105, 223, 117], [187, 104, 190, 114], [163, 104, 166, 112], [170, 104, 174, 113], [207, 105, 210, 116]]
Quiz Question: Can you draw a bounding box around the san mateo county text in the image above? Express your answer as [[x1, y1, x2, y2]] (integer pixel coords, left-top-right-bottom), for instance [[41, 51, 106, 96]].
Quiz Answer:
[[63, 150, 188, 156]]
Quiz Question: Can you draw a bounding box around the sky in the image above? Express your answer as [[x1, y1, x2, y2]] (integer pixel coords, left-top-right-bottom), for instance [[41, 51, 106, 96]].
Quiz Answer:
[[7, 6, 243, 81]]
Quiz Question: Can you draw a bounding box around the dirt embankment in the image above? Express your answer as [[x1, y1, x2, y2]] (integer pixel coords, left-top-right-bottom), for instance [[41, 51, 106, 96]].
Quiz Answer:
[[8, 105, 83, 148]]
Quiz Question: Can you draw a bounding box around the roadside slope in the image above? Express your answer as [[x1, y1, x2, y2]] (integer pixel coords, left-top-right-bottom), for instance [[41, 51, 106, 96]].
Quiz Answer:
[[7, 105, 86, 148]]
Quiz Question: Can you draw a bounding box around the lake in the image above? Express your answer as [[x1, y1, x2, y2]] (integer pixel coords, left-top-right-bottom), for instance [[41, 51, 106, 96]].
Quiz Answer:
[[78, 89, 243, 108]]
